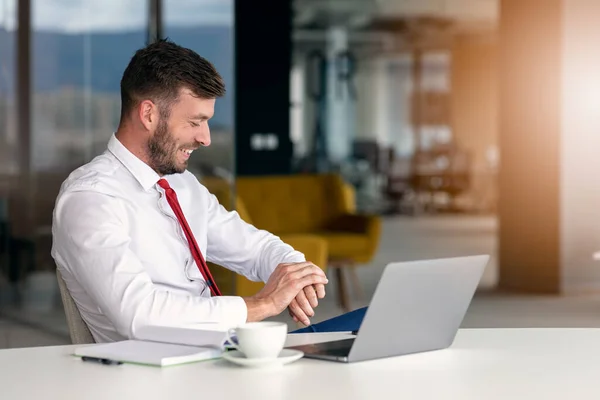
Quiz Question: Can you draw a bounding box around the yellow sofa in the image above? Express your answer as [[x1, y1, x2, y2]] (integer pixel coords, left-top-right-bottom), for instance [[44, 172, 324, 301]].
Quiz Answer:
[[236, 174, 382, 311], [199, 176, 328, 298]]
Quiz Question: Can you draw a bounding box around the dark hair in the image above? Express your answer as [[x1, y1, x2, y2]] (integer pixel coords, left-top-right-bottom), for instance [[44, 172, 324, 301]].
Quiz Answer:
[[119, 39, 225, 121]]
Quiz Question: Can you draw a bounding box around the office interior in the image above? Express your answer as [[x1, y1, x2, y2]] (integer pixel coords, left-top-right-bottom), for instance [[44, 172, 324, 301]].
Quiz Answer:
[[2, 0, 600, 349]]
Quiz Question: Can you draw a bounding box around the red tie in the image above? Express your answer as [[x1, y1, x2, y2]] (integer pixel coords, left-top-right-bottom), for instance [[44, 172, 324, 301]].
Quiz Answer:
[[157, 179, 222, 296]]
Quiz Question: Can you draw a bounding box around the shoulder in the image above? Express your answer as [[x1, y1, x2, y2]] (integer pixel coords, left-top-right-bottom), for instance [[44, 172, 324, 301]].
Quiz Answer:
[[58, 151, 135, 198], [54, 152, 134, 220]]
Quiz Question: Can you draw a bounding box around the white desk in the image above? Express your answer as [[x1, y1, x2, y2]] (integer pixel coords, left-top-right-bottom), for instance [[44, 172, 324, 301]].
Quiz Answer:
[[2, 329, 600, 399]]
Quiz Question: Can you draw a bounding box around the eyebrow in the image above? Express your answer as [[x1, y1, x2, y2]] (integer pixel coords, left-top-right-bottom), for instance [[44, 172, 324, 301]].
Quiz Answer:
[[191, 113, 211, 120]]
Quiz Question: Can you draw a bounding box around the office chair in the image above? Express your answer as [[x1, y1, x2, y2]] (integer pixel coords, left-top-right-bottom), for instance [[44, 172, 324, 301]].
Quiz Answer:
[[55, 268, 95, 344]]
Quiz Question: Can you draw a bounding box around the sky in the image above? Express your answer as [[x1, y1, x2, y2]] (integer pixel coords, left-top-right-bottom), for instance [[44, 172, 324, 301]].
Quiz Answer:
[[0, 0, 233, 32]]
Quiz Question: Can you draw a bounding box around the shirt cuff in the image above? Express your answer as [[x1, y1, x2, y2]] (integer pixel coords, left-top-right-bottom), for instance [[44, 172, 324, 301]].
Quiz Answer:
[[212, 295, 248, 326], [260, 251, 306, 283]]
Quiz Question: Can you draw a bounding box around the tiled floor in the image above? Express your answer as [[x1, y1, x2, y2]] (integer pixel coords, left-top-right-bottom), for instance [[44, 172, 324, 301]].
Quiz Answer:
[[3, 214, 600, 349]]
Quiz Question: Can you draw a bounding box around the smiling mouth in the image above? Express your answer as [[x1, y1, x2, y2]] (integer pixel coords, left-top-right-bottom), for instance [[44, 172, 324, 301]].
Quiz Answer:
[[180, 148, 194, 159]]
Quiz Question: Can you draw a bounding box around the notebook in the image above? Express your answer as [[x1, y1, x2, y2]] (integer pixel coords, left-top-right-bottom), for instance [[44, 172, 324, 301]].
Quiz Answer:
[[135, 323, 231, 348], [74, 340, 222, 367], [74, 323, 232, 367]]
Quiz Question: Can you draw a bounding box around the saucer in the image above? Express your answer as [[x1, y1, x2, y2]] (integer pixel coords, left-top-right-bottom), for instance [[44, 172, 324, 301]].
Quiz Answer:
[[222, 349, 304, 368]]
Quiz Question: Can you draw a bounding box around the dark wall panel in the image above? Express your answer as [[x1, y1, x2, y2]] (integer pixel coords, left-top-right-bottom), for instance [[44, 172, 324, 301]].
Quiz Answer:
[[235, 0, 293, 176]]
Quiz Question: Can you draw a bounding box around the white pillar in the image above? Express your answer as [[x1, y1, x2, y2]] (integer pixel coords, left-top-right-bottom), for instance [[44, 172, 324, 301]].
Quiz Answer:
[[289, 62, 307, 158], [325, 26, 353, 163], [354, 59, 377, 142], [560, 0, 600, 293], [393, 55, 416, 157], [499, 0, 600, 294], [373, 58, 390, 147], [355, 55, 415, 157]]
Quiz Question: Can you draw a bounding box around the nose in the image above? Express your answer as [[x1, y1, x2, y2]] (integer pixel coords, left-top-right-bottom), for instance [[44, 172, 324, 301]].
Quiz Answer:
[[195, 125, 211, 147]]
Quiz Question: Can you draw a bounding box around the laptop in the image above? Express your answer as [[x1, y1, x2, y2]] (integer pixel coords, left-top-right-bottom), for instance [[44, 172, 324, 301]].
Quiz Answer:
[[287, 255, 489, 363]]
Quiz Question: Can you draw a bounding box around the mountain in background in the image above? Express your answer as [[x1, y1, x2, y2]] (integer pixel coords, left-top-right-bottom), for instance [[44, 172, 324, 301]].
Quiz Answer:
[[0, 26, 234, 127]]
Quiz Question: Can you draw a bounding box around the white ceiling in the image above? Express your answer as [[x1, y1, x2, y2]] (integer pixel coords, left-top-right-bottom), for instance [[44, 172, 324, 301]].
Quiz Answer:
[[294, 0, 498, 30], [293, 0, 498, 53], [376, 0, 497, 23]]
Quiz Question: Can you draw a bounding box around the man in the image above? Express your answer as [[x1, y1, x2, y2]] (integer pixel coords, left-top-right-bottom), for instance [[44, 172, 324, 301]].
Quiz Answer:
[[51, 39, 328, 343]]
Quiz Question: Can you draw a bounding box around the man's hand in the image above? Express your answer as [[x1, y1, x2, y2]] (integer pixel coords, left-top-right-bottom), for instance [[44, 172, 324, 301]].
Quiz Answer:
[[288, 282, 326, 326], [243, 261, 328, 323]]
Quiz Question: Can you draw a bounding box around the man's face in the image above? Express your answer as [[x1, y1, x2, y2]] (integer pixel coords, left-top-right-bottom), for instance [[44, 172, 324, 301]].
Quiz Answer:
[[147, 89, 215, 175]]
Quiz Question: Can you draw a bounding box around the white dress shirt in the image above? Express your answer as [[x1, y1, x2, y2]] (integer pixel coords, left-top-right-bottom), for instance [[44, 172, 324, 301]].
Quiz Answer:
[[51, 134, 305, 343]]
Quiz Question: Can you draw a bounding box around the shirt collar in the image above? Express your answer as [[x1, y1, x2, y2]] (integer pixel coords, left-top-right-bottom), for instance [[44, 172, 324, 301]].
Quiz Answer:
[[107, 133, 161, 192]]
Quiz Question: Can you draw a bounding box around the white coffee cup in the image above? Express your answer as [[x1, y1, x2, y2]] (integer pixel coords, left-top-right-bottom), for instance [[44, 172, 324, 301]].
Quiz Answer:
[[226, 321, 287, 359]]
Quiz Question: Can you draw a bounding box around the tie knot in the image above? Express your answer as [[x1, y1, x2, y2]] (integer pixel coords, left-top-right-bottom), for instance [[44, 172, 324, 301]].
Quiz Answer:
[[157, 179, 171, 190]]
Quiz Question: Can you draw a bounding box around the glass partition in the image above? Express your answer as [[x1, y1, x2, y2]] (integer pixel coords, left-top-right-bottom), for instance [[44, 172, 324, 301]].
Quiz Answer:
[[0, 0, 17, 307], [0, 0, 239, 348], [0, 0, 148, 346]]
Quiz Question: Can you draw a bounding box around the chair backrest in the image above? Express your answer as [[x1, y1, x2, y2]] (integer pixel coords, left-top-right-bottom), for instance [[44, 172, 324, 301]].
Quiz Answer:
[[236, 174, 351, 234], [55, 268, 95, 344]]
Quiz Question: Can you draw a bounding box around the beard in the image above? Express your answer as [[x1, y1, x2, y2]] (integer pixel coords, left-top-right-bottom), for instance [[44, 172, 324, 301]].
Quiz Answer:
[[147, 118, 186, 175]]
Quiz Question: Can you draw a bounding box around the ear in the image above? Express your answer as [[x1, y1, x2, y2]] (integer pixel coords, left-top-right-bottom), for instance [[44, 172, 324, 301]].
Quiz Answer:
[[138, 100, 159, 131]]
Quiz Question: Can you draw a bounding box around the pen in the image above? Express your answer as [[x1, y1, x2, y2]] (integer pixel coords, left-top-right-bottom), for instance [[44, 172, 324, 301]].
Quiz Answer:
[[81, 356, 123, 365]]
